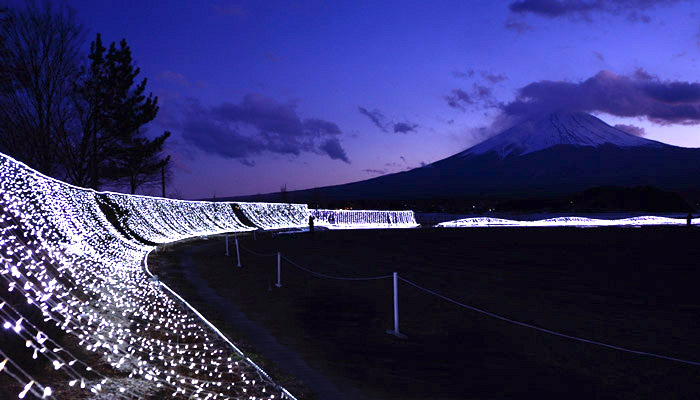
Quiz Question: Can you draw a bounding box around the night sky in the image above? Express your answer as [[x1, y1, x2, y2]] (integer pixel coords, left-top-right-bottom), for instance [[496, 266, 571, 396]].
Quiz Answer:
[[54, 0, 700, 198]]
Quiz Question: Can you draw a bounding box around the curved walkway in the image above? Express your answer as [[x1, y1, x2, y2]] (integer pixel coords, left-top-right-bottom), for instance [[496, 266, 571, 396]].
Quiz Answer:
[[179, 243, 367, 400]]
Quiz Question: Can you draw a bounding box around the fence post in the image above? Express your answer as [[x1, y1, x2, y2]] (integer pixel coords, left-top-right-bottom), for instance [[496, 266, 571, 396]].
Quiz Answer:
[[386, 272, 407, 339], [275, 252, 282, 287], [225, 234, 229, 256], [235, 234, 242, 268]]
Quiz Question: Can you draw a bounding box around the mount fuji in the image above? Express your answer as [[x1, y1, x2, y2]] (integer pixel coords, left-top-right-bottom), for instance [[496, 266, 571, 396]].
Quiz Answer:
[[458, 112, 667, 158], [241, 112, 700, 203]]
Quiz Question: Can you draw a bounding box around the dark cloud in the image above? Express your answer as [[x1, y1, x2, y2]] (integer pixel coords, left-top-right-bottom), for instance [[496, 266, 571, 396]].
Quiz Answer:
[[453, 69, 507, 84], [614, 124, 646, 136], [505, 18, 534, 32], [363, 168, 386, 175], [358, 107, 418, 134], [445, 89, 472, 111], [633, 67, 655, 80], [240, 159, 256, 167], [501, 69, 700, 125], [508, 0, 684, 22], [509, 0, 597, 17], [319, 138, 350, 163], [393, 122, 418, 133], [182, 117, 266, 159], [182, 94, 349, 162], [445, 84, 496, 111], [358, 107, 389, 132], [303, 118, 343, 136], [482, 72, 508, 83], [593, 51, 605, 61], [452, 69, 475, 79]]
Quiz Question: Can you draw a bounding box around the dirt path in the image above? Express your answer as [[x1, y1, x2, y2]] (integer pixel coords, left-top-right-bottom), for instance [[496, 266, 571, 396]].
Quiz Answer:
[[179, 244, 368, 400]]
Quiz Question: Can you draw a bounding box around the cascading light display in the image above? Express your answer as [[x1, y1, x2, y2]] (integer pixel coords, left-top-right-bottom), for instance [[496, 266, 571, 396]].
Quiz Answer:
[[0, 152, 295, 399], [437, 215, 696, 228], [310, 209, 418, 229], [101, 192, 255, 244], [234, 203, 309, 231]]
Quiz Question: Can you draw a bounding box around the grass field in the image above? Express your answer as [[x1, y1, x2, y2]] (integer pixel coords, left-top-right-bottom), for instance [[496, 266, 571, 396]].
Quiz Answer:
[[163, 227, 700, 399]]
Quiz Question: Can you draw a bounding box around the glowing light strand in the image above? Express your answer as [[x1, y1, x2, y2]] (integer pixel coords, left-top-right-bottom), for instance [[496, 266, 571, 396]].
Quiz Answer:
[[310, 209, 418, 229], [437, 215, 698, 228], [0, 152, 295, 399]]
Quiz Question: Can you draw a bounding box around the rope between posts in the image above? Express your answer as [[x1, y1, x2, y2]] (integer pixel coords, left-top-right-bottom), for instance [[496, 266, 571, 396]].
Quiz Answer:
[[397, 276, 700, 367], [239, 244, 277, 257], [281, 255, 392, 281]]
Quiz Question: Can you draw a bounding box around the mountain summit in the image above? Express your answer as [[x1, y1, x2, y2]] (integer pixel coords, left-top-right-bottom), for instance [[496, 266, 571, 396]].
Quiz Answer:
[[460, 112, 667, 159]]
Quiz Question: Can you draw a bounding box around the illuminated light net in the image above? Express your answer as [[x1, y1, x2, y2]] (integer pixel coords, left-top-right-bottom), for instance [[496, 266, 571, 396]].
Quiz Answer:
[[310, 209, 418, 229], [0, 152, 297, 399], [437, 215, 697, 228], [234, 203, 309, 231]]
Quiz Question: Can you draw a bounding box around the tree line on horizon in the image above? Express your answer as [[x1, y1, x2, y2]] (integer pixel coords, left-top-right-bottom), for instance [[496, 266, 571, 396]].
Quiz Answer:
[[0, 1, 170, 194]]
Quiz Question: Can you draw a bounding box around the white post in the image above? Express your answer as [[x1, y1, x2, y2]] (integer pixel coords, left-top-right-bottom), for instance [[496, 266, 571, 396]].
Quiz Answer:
[[386, 272, 407, 338], [235, 234, 241, 268], [275, 252, 282, 287], [225, 234, 229, 256]]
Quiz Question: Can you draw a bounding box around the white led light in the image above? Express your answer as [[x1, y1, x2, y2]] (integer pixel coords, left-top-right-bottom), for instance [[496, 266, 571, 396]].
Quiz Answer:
[[437, 215, 696, 228], [311, 209, 419, 229], [0, 152, 300, 399]]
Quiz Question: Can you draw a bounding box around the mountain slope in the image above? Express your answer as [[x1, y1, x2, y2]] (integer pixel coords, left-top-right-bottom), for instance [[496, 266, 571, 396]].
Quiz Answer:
[[236, 112, 700, 203]]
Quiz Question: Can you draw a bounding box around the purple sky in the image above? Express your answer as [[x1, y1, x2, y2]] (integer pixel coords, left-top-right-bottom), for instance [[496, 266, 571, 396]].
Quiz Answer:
[[55, 0, 700, 198]]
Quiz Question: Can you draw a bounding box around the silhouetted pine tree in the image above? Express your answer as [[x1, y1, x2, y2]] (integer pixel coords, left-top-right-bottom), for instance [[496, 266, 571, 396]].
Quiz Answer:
[[73, 33, 170, 192]]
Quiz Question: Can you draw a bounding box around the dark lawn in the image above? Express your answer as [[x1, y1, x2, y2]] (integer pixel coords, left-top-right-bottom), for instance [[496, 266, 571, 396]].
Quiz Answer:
[[169, 227, 700, 399]]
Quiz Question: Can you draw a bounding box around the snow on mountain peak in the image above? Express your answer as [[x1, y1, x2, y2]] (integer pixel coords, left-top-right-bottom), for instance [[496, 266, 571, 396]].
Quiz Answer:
[[460, 112, 666, 158]]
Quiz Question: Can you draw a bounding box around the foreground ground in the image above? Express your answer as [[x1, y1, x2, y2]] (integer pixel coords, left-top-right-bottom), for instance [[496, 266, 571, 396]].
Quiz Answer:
[[155, 227, 700, 399]]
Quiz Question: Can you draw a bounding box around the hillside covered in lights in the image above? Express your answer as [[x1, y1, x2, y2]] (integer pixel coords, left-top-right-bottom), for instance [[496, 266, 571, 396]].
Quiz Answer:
[[0, 152, 417, 399]]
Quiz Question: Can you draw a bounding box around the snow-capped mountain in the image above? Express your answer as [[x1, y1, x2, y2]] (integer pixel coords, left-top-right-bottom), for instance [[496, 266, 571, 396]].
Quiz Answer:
[[240, 112, 700, 202], [460, 112, 667, 158]]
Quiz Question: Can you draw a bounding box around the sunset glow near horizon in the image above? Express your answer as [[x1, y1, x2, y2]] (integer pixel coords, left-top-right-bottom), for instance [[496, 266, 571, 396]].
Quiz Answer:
[[54, 0, 700, 198]]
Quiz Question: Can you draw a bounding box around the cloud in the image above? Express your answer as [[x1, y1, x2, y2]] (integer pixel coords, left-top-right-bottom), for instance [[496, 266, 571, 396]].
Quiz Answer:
[[393, 122, 418, 133], [445, 89, 473, 111], [481, 72, 508, 83], [614, 124, 647, 136], [358, 106, 419, 134], [453, 69, 507, 84], [358, 107, 389, 132], [452, 69, 475, 79], [319, 138, 350, 163], [445, 84, 496, 111], [500, 69, 700, 125], [303, 118, 343, 136], [363, 168, 386, 175], [505, 18, 534, 32], [182, 94, 350, 162], [158, 70, 189, 87], [633, 67, 655, 80], [508, 0, 684, 22]]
